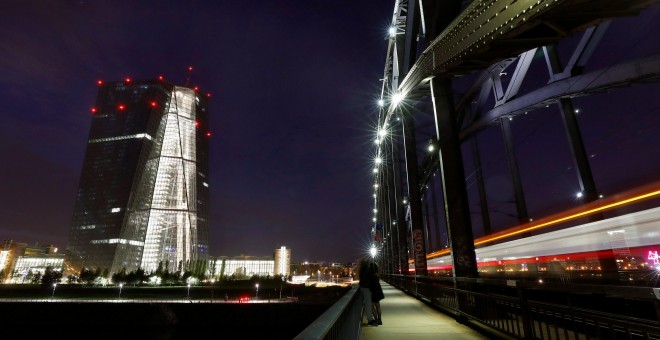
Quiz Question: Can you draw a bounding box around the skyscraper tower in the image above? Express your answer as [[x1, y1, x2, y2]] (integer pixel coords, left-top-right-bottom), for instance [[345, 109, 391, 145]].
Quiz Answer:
[[66, 78, 210, 274]]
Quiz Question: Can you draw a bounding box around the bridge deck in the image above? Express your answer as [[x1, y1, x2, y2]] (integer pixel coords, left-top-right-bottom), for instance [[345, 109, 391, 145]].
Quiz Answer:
[[362, 281, 486, 339]]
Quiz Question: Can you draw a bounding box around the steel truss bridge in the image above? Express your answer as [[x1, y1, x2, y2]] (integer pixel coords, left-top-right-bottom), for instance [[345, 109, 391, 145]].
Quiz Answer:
[[366, 0, 660, 338]]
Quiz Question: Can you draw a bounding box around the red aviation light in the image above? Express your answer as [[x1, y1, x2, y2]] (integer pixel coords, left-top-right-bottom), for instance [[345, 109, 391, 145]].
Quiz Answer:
[[91, 107, 97, 113], [118, 104, 126, 111], [150, 101, 158, 107], [195, 121, 200, 127], [97, 80, 103, 86], [193, 86, 199, 91], [188, 66, 193, 71], [206, 132, 212, 137], [124, 77, 132, 83], [206, 93, 211, 98], [158, 75, 164, 81]]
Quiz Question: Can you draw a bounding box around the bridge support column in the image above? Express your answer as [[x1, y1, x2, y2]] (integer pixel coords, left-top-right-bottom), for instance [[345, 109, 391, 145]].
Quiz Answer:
[[430, 77, 478, 278], [471, 137, 492, 235], [391, 130, 410, 275], [501, 117, 530, 225], [401, 109, 428, 276]]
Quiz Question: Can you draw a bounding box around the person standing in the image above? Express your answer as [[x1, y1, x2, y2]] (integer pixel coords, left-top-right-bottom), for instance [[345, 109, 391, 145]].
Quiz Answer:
[[359, 258, 378, 326], [370, 261, 384, 325]]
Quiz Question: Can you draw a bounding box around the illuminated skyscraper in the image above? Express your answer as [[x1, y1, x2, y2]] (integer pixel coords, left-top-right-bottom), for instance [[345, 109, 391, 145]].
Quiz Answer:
[[66, 79, 210, 274]]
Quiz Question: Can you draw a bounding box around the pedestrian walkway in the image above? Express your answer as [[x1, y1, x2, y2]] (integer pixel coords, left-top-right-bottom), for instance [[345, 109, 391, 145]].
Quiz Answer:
[[362, 282, 487, 339]]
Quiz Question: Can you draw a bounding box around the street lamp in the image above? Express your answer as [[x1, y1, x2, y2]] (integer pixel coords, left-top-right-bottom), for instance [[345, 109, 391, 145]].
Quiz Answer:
[[255, 283, 259, 299], [51, 283, 57, 300], [317, 270, 320, 283], [187, 284, 191, 299], [118, 283, 123, 299]]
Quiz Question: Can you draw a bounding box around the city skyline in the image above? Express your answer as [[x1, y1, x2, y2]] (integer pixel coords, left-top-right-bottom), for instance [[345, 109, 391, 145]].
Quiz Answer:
[[0, 1, 393, 263]]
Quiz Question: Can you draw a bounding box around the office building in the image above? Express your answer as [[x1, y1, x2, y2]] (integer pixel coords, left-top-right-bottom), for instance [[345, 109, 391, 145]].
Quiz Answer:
[[1, 240, 63, 283], [274, 246, 291, 276], [66, 78, 210, 274]]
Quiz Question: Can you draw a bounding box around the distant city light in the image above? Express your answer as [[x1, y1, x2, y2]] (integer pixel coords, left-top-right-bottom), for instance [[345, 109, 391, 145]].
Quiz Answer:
[[378, 99, 384, 107], [576, 192, 583, 198], [378, 129, 387, 138], [428, 145, 435, 152], [373, 168, 378, 173], [372, 217, 376, 222], [369, 245, 377, 258], [375, 157, 383, 164]]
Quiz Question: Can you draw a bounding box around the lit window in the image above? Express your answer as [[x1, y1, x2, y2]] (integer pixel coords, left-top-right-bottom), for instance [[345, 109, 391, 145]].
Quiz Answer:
[[111, 208, 121, 213]]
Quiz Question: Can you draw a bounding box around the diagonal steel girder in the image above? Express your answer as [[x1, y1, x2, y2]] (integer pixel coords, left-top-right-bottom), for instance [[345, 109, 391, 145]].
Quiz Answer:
[[460, 53, 660, 140], [384, 0, 658, 125]]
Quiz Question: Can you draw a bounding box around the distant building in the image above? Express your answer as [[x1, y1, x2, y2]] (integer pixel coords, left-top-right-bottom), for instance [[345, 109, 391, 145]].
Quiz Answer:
[[207, 248, 292, 279], [274, 246, 291, 276], [65, 79, 211, 275], [1, 240, 63, 283], [209, 255, 274, 278]]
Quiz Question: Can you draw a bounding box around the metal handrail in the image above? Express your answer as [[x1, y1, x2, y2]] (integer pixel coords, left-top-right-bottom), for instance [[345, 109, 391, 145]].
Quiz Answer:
[[294, 285, 362, 340]]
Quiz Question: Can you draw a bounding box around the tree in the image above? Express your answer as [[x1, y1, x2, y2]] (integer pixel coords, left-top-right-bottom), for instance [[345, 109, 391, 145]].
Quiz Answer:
[[112, 268, 127, 284], [80, 268, 99, 285], [41, 266, 62, 287]]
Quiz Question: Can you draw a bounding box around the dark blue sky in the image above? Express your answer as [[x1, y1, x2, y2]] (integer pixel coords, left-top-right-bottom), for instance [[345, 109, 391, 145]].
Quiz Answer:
[[0, 1, 393, 262]]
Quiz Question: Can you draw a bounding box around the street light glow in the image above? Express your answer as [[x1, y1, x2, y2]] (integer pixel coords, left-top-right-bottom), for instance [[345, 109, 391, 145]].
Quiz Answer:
[[392, 93, 403, 106], [428, 145, 435, 152], [388, 27, 396, 37], [378, 99, 384, 107], [378, 129, 387, 138], [375, 157, 382, 164], [369, 246, 377, 258]]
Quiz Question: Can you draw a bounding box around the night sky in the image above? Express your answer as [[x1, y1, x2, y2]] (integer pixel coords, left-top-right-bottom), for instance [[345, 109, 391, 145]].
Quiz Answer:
[[0, 1, 394, 263]]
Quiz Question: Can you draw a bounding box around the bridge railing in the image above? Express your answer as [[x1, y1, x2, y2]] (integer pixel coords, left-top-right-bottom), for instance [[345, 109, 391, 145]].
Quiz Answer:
[[294, 285, 363, 340], [386, 274, 660, 339]]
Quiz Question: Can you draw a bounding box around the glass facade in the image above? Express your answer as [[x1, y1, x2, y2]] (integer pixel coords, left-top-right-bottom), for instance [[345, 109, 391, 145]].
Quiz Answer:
[[66, 80, 210, 274], [10, 255, 65, 283], [210, 257, 275, 278]]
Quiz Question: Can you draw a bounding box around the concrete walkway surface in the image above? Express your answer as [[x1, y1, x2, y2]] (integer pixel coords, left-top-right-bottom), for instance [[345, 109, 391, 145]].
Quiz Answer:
[[362, 281, 488, 339]]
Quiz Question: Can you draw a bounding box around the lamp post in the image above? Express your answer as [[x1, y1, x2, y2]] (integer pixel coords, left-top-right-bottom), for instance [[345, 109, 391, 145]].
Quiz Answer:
[[51, 283, 57, 300], [317, 270, 320, 283], [187, 284, 191, 299], [118, 283, 123, 299], [255, 283, 259, 299]]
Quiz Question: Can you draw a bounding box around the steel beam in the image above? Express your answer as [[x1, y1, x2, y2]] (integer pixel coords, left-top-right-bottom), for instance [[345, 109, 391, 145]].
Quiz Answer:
[[461, 53, 660, 140], [401, 110, 428, 276], [431, 77, 478, 278]]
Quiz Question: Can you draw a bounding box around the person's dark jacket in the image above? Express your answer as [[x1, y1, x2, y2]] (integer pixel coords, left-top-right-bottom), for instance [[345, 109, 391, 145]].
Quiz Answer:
[[359, 260, 372, 288]]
